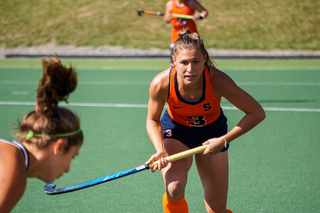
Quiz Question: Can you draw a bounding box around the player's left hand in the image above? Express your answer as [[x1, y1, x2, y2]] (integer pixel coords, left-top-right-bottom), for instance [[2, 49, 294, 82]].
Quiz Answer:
[[203, 137, 225, 155], [193, 13, 201, 20]]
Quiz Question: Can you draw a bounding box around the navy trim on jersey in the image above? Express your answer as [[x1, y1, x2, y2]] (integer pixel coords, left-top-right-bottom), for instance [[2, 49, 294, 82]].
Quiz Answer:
[[167, 67, 174, 102], [174, 70, 206, 105]]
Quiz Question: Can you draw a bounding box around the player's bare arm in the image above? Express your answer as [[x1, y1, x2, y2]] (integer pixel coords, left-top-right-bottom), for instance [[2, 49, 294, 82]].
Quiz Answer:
[[145, 69, 171, 171], [164, 0, 173, 23], [209, 66, 266, 144]]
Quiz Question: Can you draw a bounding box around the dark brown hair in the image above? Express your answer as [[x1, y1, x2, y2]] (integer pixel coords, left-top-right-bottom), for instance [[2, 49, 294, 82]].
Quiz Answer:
[[173, 29, 214, 66], [15, 55, 83, 152]]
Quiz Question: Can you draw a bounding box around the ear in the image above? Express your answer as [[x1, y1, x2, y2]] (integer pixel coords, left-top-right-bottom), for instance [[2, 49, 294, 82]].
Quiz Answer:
[[172, 55, 176, 64], [53, 138, 67, 155]]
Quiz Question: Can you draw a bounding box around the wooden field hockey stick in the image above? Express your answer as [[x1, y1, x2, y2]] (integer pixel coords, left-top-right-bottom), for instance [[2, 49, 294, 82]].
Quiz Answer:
[[137, 9, 194, 19], [43, 144, 208, 195], [147, 144, 208, 168]]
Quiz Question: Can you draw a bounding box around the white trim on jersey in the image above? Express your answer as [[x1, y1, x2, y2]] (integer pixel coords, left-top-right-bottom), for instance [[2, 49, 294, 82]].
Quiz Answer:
[[0, 138, 29, 170]]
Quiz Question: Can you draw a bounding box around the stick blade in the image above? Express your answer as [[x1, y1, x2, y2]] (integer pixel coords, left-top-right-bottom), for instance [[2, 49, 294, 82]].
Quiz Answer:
[[137, 9, 143, 16], [43, 183, 70, 195], [43, 184, 57, 195]]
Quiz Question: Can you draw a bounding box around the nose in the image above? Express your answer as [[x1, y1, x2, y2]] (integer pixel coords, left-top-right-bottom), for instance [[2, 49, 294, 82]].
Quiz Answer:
[[186, 62, 193, 72]]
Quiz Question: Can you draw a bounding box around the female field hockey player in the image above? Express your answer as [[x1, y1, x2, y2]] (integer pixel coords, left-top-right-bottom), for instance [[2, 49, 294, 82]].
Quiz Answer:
[[164, 0, 208, 65], [0, 56, 83, 213], [145, 30, 266, 213]]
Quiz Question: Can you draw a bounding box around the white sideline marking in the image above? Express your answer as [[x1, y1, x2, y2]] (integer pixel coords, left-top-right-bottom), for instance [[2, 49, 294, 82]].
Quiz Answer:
[[0, 81, 319, 86], [0, 101, 319, 112], [12, 91, 29, 95], [237, 82, 320, 86], [0, 66, 164, 71], [223, 67, 320, 72], [222, 106, 320, 112], [0, 66, 319, 72], [0, 81, 37, 85]]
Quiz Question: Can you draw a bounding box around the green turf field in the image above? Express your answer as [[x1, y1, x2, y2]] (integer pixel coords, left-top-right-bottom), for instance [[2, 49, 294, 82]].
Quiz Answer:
[[1, 59, 319, 212]]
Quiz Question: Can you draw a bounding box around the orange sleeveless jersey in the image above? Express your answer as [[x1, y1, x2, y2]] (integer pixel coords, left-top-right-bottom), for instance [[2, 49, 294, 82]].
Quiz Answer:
[[167, 65, 221, 127], [170, 0, 198, 42]]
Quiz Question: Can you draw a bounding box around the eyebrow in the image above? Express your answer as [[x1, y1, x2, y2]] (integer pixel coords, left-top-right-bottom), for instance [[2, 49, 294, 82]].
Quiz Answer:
[[180, 58, 201, 61]]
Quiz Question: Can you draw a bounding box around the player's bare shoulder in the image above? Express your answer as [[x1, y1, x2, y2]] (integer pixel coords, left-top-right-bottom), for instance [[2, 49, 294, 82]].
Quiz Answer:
[[149, 68, 171, 100], [150, 68, 170, 89], [0, 142, 27, 176], [0, 141, 27, 200], [208, 65, 226, 84], [166, 0, 173, 10], [208, 65, 236, 98]]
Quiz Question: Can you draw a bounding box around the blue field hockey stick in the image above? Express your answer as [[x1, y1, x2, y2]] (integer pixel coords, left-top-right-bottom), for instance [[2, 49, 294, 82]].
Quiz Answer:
[[43, 145, 208, 195]]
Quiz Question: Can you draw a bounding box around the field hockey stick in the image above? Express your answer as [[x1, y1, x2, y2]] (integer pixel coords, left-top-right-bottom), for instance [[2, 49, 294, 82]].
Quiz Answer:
[[172, 14, 194, 19], [137, 9, 164, 16], [43, 144, 208, 195], [137, 9, 194, 19]]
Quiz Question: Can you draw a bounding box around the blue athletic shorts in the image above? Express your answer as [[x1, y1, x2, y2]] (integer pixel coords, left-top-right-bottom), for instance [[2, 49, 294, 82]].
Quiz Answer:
[[160, 109, 229, 152]]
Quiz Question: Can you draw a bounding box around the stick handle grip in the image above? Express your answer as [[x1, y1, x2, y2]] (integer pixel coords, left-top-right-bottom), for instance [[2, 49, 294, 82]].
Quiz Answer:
[[172, 14, 194, 19], [148, 145, 208, 169]]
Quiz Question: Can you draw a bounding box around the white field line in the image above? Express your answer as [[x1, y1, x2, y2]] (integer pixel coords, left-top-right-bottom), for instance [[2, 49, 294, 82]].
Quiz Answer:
[[0, 81, 151, 86], [0, 81, 320, 86], [0, 101, 319, 112], [222, 106, 320, 112], [0, 66, 319, 71], [12, 91, 29, 95], [237, 82, 320, 86], [0, 66, 164, 71], [222, 67, 320, 72]]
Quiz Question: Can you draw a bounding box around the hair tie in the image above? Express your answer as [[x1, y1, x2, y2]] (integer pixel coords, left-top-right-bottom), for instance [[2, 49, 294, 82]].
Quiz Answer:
[[26, 130, 35, 140], [222, 136, 227, 148], [181, 32, 188, 37]]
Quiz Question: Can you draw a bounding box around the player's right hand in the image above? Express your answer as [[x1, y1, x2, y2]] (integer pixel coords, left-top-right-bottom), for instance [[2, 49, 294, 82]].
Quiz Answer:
[[145, 151, 169, 173], [164, 13, 173, 23]]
